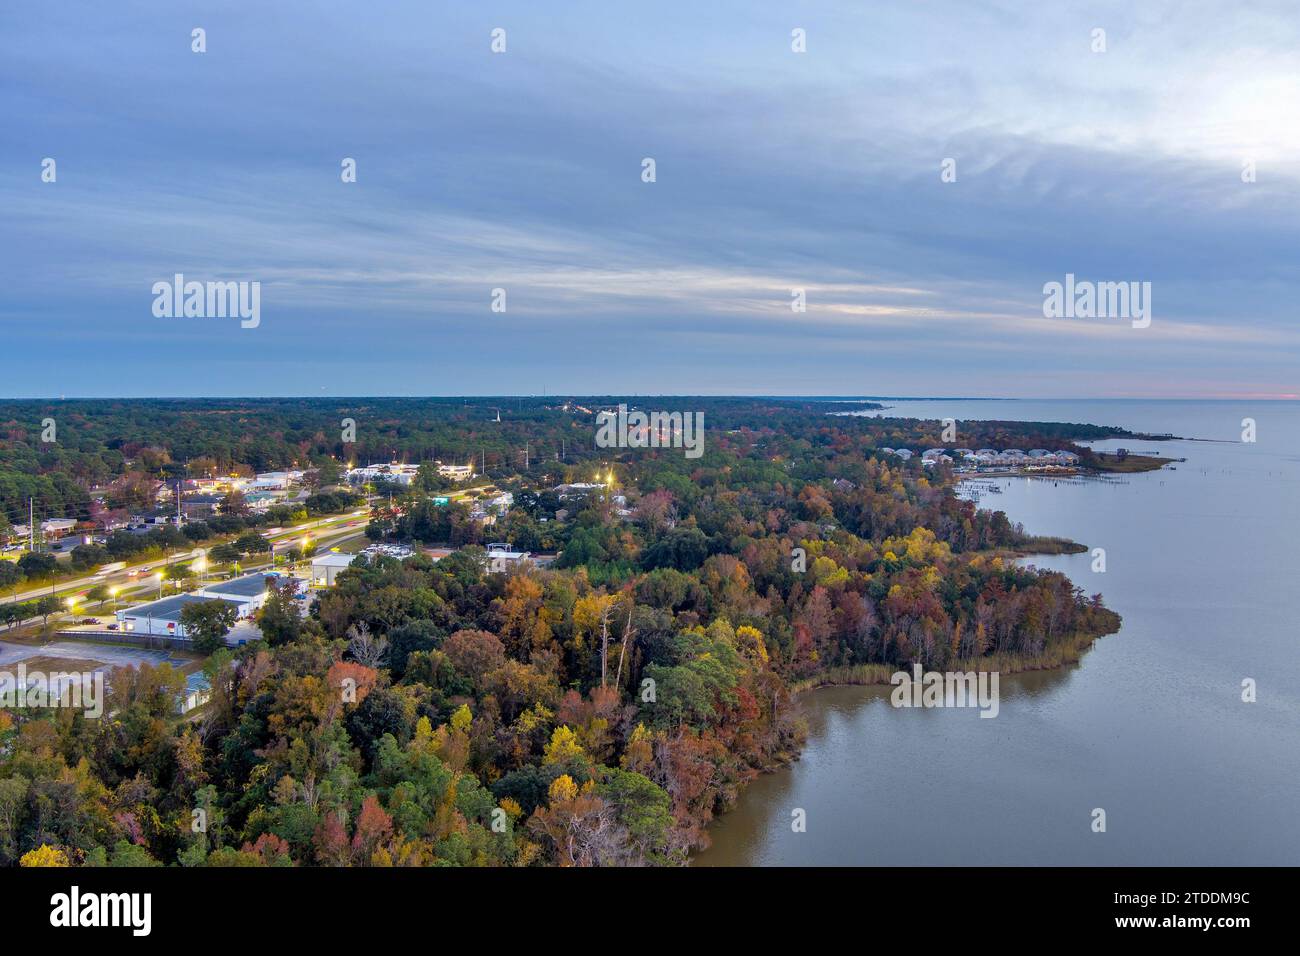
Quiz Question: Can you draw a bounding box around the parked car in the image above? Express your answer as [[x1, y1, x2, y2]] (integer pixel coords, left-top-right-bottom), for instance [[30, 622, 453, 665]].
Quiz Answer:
[[106, 623, 120, 630], [81, 617, 99, 625]]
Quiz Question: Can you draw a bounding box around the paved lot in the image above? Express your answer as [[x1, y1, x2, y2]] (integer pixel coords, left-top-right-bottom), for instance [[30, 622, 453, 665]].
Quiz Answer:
[[0, 639, 186, 671]]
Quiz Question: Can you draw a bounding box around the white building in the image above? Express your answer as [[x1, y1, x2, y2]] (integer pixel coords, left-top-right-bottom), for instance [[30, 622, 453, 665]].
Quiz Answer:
[[249, 471, 301, 491], [310, 551, 358, 587], [554, 482, 603, 499], [179, 674, 212, 713], [485, 546, 531, 573], [436, 462, 475, 482], [116, 594, 247, 639], [348, 463, 420, 486], [195, 571, 287, 611], [115, 572, 289, 640]]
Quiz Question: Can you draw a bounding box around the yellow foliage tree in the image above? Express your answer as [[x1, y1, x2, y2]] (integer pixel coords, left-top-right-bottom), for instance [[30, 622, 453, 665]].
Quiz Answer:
[[736, 625, 769, 663], [20, 844, 68, 867], [620, 722, 655, 774], [548, 774, 579, 803], [542, 725, 585, 765], [450, 703, 473, 733]]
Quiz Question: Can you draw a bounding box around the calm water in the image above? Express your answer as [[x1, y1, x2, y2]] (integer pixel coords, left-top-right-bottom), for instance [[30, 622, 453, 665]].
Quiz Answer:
[[696, 400, 1300, 865]]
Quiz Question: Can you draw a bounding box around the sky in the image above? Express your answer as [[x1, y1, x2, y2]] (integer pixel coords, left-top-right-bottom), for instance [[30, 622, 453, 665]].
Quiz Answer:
[[1, 0, 1298, 399]]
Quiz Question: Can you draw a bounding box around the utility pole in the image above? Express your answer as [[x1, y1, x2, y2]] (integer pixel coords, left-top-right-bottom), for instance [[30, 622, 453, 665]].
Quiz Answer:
[[29, 498, 34, 552]]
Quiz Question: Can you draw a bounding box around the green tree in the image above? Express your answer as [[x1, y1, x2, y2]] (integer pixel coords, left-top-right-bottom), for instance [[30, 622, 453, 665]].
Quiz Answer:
[[235, 531, 271, 554], [180, 599, 238, 654], [257, 582, 301, 646], [209, 543, 241, 565]]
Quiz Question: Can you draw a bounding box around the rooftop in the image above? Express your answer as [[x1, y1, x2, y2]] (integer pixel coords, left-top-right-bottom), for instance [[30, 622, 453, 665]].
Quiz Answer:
[[199, 572, 279, 598], [119, 593, 243, 623]]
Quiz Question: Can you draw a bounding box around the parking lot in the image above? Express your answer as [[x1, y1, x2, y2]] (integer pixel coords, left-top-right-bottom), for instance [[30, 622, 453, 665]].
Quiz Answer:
[[0, 638, 190, 672]]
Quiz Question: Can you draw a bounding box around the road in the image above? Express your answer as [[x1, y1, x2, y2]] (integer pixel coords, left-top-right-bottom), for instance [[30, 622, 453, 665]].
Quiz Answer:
[[1, 510, 371, 608]]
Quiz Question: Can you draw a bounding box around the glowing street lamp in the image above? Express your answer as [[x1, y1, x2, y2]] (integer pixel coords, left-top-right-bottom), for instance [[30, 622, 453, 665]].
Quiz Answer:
[[155, 572, 164, 598], [109, 586, 120, 612]]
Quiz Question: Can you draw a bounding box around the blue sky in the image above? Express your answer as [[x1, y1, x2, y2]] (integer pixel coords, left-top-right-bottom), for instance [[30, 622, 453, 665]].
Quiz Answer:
[[2, 0, 1298, 398]]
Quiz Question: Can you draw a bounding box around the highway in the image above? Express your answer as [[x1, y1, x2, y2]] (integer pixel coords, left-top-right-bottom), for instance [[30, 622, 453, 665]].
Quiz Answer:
[[1, 510, 371, 609]]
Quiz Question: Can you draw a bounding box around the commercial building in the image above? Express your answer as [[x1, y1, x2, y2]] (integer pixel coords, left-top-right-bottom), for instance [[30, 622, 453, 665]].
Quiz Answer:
[[348, 463, 420, 486], [114, 572, 286, 639], [249, 471, 303, 491], [436, 462, 475, 481], [114, 593, 247, 639], [180, 494, 224, 517], [310, 552, 358, 587], [179, 673, 212, 713], [485, 546, 532, 572], [197, 572, 285, 610]]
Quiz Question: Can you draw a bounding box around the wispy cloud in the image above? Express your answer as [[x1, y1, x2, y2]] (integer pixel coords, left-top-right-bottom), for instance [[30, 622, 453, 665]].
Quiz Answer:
[[0, 0, 1296, 397]]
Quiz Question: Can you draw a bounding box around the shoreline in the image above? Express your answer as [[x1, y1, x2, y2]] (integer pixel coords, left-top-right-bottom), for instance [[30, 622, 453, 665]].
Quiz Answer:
[[694, 626, 1117, 860], [787, 627, 1109, 696]]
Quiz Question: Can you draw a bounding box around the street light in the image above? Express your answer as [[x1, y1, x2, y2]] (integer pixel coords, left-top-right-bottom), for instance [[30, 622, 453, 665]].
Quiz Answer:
[[155, 572, 164, 598], [109, 586, 120, 612]]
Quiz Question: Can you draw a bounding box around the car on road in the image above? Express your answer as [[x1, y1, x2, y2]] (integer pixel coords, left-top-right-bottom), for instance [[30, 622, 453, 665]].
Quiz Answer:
[[81, 617, 100, 625], [106, 623, 119, 630]]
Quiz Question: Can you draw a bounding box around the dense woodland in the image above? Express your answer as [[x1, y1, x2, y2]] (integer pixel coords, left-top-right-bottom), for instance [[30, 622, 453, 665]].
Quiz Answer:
[[0, 398, 1121, 866], [0, 397, 1135, 532]]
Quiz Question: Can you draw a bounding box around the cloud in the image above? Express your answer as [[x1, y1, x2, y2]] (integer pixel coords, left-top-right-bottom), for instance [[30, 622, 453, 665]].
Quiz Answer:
[[0, 0, 1296, 397]]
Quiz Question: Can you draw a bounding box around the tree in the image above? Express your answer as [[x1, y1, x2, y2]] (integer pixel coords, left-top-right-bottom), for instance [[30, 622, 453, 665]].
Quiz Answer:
[[0, 560, 22, 590], [235, 531, 271, 554], [527, 775, 625, 866], [20, 844, 69, 867], [209, 543, 241, 565], [70, 543, 109, 571], [597, 769, 674, 865], [18, 551, 57, 578], [223, 489, 251, 516], [385, 620, 443, 678], [346, 621, 389, 667], [351, 795, 394, 864], [108, 840, 163, 867], [36, 595, 60, 627], [0, 775, 29, 865], [180, 599, 238, 654], [257, 582, 302, 646]]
